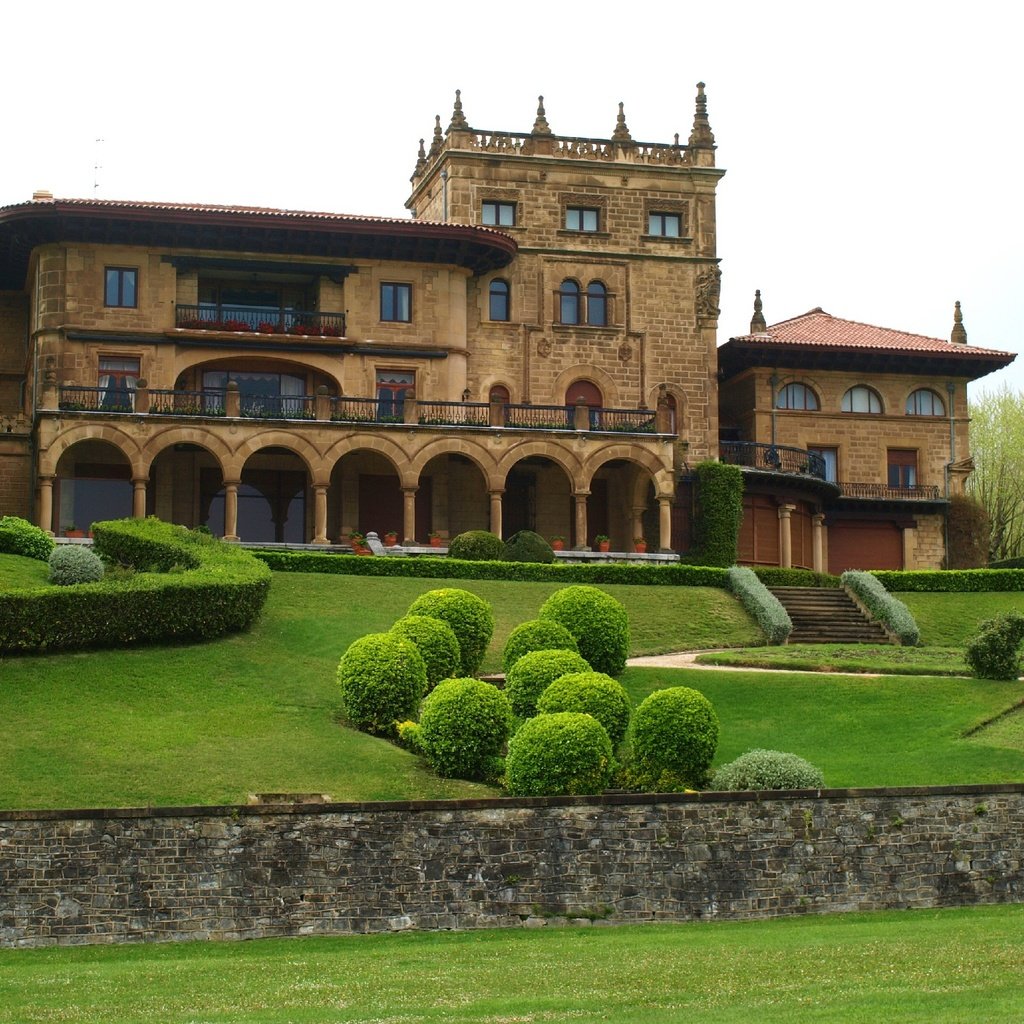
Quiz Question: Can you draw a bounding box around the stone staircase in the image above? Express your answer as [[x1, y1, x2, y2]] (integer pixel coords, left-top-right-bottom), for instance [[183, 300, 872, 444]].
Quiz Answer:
[[768, 587, 891, 644]]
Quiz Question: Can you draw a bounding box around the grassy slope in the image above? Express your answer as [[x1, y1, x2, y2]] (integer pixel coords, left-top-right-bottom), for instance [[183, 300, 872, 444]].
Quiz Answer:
[[0, 906, 1021, 1023], [900, 590, 1024, 645], [695, 643, 967, 675], [0, 553, 48, 591]]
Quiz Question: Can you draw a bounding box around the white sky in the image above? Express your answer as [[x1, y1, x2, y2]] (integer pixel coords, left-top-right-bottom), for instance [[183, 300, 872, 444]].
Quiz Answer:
[[2, 1, 1019, 396]]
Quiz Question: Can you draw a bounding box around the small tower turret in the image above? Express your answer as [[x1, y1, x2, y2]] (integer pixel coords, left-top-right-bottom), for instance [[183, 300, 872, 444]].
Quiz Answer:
[[688, 82, 716, 166], [532, 95, 552, 135], [750, 289, 767, 333], [950, 300, 968, 344], [611, 101, 632, 143]]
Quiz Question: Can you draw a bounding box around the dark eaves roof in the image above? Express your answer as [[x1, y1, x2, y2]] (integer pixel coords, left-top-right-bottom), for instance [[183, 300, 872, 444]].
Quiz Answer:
[[0, 197, 518, 288], [718, 307, 1015, 382]]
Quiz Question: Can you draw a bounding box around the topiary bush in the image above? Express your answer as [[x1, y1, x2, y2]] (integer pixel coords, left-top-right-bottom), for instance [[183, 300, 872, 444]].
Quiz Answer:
[[336, 632, 427, 736], [0, 516, 55, 561], [502, 530, 555, 564], [447, 530, 505, 562], [419, 677, 512, 780], [504, 712, 615, 796], [536, 671, 632, 745], [502, 619, 579, 672], [693, 460, 743, 567], [504, 648, 592, 719], [47, 545, 105, 586], [538, 585, 629, 676], [407, 588, 495, 676], [630, 686, 719, 790], [389, 614, 461, 691], [841, 570, 920, 645], [965, 613, 1024, 680], [710, 749, 825, 791]]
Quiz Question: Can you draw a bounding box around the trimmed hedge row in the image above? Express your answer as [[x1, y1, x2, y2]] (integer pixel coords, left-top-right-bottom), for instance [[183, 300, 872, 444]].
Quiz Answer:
[[871, 568, 1024, 592], [0, 518, 271, 652], [751, 567, 840, 588], [842, 570, 919, 645], [253, 549, 730, 587], [727, 567, 792, 644]]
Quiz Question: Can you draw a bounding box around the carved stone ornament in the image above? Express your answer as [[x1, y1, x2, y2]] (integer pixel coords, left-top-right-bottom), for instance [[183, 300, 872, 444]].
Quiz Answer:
[[695, 266, 722, 320], [536, 337, 552, 358], [617, 342, 632, 362], [43, 356, 57, 386]]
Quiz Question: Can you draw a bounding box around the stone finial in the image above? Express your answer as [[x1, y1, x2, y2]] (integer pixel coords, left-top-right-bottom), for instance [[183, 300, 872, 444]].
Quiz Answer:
[[532, 95, 552, 135], [427, 115, 443, 158], [448, 89, 470, 131], [750, 289, 767, 333], [951, 300, 968, 345], [688, 81, 716, 148], [611, 101, 632, 142], [413, 138, 427, 177]]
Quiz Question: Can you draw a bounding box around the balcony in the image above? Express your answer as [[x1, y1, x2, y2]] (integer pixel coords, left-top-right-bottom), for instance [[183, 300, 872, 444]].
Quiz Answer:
[[55, 385, 674, 438], [837, 481, 941, 501], [175, 304, 346, 337], [720, 441, 826, 479]]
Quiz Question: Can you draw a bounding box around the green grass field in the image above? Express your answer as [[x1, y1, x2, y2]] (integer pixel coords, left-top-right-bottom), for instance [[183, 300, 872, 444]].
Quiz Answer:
[[695, 642, 969, 675], [0, 905, 1021, 1023]]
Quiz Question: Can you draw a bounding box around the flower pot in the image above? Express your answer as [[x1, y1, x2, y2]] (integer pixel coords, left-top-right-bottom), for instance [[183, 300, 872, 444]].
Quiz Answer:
[[355, 547, 372, 556], [634, 542, 647, 553], [384, 533, 398, 547], [430, 536, 442, 548], [551, 539, 565, 551], [64, 529, 84, 539], [598, 540, 610, 552]]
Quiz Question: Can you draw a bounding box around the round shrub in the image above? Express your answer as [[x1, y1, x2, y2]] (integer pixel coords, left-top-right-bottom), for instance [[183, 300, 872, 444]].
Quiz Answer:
[[504, 648, 591, 718], [502, 619, 579, 672], [538, 585, 629, 676], [505, 712, 615, 796], [390, 614, 461, 691], [502, 530, 554, 564], [0, 516, 55, 561], [711, 749, 825, 791], [965, 613, 1024, 680], [448, 530, 505, 562], [419, 677, 512, 780], [537, 671, 632, 745], [407, 588, 494, 677], [336, 632, 427, 735], [630, 686, 719, 790], [47, 544, 104, 586]]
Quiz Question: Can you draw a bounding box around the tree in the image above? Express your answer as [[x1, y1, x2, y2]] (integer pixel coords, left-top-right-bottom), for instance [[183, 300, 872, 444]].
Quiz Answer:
[[968, 385, 1024, 563]]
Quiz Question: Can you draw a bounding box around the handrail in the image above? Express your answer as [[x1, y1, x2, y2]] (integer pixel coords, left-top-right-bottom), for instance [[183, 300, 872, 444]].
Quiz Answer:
[[720, 441, 826, 479], [176, 304, 346, 337]]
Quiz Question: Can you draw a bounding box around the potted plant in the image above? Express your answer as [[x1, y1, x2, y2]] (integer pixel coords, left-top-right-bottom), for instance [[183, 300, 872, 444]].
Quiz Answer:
[[634, 536, 647, 553], [428, 531, 443, 548], [348, 530, 369, 554], [551, 535, 565, 551], [384, 530, 399, 547], [63, 524, 84, 539], [595, 534, 610, 552]]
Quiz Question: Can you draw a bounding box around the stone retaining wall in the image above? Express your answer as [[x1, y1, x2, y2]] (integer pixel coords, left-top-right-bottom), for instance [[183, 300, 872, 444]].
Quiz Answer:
[[2, 784, 1022, 947]]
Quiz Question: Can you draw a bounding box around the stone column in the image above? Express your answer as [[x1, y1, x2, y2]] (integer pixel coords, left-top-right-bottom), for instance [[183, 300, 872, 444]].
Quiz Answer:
[[489, 489, 504, 539], [131, 478, 148, 519], [658, 496, 673, 552], [902, 525, 916, 570], [402, 487, 418, 545], [631, 506, 645, 545], [573, 492, 589, 548], [225, 382, 241, 418], [38, 475, 54, 534], [312, 485, 329, 545], [812, 513, 825, 573], [223, 480, 240, 541], [778, 504, 794, 568]]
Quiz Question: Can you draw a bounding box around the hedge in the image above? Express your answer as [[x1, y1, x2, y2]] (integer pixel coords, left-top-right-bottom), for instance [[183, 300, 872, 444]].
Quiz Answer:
[[727, 567, 792, 644], [842, 570, 919, 645], [751, 567, 840, 588], [693, 461, 743, 567], [253, 549, 730, 587], [0, 517, 271, 652], [0, 516, 55, 561], [870, 568, 1024, 593]]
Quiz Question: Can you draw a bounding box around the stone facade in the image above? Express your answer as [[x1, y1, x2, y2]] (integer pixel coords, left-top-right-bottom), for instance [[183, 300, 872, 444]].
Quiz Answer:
[[1, 785, 1021, 948]]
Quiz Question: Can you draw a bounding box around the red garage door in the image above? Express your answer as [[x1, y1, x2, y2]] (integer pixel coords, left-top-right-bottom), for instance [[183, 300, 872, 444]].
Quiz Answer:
[[738, 496, 780, 566], [828, 520, 903, 574]]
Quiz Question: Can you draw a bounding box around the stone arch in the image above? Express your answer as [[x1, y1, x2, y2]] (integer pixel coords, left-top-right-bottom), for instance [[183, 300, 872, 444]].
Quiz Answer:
[[480, 376, 515, 404], [494, 440, 583, 488], [138, 425, 234, 477], [227, 431, 325, 483], [39, 423, 143, 477], [407, 437, 499, 489], [549, 363, 621, 409], [167, 352, 344, 394], [321, 433, 410, 484], [580, 443, 674, 493]]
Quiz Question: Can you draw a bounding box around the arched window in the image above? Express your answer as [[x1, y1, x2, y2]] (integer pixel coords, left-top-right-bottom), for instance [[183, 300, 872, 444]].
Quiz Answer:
[[489, 279, 510, 322], [565, 379, 603, 408], [559, 279, 580, 324], [776, 382, 819, 411], [586, 281, 607, 326], [841, 386, 883, 414], [489, 384, 510, 404], [905, 388, 945, 416]]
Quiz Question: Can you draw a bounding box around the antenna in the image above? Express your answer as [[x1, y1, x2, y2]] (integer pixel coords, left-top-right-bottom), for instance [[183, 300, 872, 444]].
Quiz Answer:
[[93, 138, 104, 194]]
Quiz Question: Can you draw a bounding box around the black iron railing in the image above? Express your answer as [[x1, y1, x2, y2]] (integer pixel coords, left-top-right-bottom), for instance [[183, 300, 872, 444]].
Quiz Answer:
[[240, 394, 316, 419], [329, 396, 392, 424], [838, 482, 941, 501], [175, 304, 346, 337], [58, 385, 127, 412], [417, 401, 490, 427], [149, 388, 226, 416], [720, 441, 826, 479], [591, 408, 656, 433], [505, 404, 574, 430]]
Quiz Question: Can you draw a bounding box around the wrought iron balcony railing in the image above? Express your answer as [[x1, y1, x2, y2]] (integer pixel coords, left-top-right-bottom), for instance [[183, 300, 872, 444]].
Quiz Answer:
[[175, 304, 346, 337], [58, 385, 134, 413], [837, 482, 941, 501], [720, 441, 826, 479]]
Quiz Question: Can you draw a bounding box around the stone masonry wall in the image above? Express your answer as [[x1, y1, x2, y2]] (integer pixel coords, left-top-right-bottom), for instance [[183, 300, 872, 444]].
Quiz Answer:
[[1, 785, 1021, 948]]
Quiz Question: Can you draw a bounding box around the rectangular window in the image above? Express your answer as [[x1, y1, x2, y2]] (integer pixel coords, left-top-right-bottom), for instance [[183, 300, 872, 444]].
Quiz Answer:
[[104, 267, 138, 308], [809, 445, 838, 483], [98, 356, 140, 411], [380, 283, 412, 322], [648, 212, 682, 237], [887, 449, 918, 489], [376, 370, 414, 421], [482, 201, 516, 227], [565, 207, 599, 232]]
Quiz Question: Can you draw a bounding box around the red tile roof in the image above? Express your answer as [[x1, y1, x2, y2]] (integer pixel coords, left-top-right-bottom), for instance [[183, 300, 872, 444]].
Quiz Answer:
[[730, 307, 1009, 359]]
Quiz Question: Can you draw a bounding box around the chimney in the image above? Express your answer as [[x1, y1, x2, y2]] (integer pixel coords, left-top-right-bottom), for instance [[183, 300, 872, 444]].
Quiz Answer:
[[32, 189, 54, 202]]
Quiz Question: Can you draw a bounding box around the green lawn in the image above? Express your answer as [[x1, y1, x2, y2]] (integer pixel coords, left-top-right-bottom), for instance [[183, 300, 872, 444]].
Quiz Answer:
[[0, 905, 1021, 1023], [695, 643, 968, 675], [0, 553, 48, 591], [902, 590, 1024, 645]]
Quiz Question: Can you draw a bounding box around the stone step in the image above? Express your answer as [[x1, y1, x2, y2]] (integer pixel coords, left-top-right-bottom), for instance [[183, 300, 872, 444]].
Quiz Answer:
[[768, 586, 891, 645]]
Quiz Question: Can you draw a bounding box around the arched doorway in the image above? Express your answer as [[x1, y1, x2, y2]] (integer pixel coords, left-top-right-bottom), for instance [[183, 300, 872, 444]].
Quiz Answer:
[[503, 455, 573, 543], [53, 440, 133, 534]]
